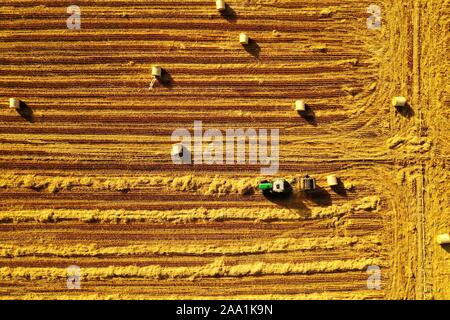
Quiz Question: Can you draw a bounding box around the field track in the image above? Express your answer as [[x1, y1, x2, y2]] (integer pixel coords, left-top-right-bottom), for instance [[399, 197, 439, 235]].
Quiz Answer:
[[0, 0, 448, 299]]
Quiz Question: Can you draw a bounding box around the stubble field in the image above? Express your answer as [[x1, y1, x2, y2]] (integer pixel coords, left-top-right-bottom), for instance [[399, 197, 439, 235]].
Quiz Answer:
[[0, 0, 448, 299]]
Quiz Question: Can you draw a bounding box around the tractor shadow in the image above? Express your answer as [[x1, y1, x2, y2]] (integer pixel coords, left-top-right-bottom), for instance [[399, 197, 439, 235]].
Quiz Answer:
[[262, 180, 312, 219], [260, 180, 335, 218], [303, 185, 332, 207], [297, 105, 317, 126], [17, 101, 34, 123], [261, 180, 293, 202]]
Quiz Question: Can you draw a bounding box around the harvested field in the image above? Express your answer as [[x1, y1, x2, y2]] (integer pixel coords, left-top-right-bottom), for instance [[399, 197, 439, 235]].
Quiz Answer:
[[0, 0, 448, 299]]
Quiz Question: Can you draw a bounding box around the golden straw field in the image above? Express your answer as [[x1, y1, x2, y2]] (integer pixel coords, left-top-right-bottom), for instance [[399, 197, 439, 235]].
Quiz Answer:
[[0, 0, 448, 299]]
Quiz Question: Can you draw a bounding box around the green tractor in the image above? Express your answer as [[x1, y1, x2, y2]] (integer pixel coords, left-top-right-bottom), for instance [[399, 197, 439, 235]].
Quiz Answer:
[[258, 179, 287, 194]]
